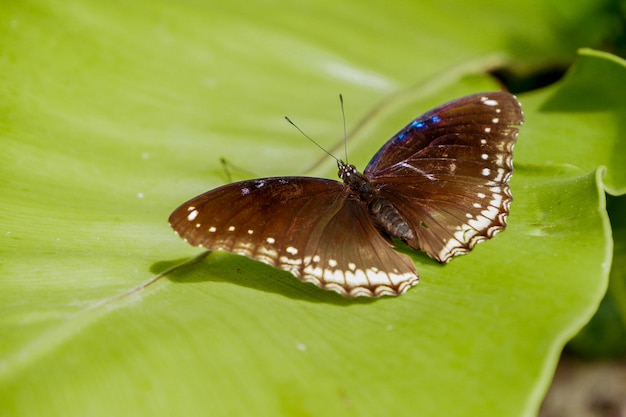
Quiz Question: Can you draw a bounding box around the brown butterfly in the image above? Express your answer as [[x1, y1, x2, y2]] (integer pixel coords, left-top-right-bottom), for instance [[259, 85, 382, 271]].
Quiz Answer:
[[169, 92, 523, 297]]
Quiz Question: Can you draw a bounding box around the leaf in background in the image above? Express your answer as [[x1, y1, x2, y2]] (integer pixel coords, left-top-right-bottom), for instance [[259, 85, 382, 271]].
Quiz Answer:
[[516, 49, 626, 195]]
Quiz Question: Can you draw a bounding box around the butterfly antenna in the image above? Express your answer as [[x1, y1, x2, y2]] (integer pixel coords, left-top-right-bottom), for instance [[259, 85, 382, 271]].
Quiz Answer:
[[339, 94, 348, 164], [284, 116, 340, 163]]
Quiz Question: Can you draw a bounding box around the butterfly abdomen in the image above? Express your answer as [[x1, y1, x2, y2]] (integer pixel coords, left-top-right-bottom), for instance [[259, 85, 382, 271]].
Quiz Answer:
[[340, 162, 414, 241], [369, 197, 414, 240]]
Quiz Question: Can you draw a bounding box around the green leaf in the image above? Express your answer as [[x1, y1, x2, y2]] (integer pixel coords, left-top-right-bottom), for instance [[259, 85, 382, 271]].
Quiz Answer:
[[568, 193, 626, 358], [0, 1, 619, 417], [515, 49, 626, 195]]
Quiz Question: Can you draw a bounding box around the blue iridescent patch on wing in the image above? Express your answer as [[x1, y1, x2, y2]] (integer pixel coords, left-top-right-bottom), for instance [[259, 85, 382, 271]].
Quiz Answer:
[[392, 113, 442, 145], [411, 120, 426, 129]]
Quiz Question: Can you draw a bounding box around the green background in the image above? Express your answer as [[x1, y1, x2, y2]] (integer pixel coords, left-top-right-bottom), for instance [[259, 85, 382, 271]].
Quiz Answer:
[[1, 1, 624, 416]]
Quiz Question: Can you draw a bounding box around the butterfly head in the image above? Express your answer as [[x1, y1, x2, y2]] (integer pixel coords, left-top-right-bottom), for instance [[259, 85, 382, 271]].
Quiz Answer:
[[337, 160, 374, 198], [337, 160, 356, 180]]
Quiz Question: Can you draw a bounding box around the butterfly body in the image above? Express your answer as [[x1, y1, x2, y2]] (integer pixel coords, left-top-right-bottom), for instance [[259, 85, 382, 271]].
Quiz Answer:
[[339, 163, 414, 241], [169, 92, 523, 297]]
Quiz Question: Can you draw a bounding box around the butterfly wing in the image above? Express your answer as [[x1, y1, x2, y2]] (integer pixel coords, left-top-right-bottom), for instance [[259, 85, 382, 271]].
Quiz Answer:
[[169, 177, 418, 297], [364, 92, 523, 263]]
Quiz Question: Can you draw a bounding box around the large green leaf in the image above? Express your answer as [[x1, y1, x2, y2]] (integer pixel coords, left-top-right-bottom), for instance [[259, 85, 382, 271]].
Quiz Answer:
[[0, 1, 620, 417]]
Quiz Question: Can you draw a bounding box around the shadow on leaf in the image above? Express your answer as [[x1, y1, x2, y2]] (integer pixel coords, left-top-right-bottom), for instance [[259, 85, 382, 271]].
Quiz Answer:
[[150, 251, 379, 306]]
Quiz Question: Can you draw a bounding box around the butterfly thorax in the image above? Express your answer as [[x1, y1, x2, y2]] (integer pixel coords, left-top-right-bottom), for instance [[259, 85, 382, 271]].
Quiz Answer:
[[338, 162, 373, 198], [338, 162, 414, 240]]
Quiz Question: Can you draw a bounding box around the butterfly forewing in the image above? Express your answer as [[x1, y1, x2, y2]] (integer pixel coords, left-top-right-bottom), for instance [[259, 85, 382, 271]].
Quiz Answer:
[[364, 92, 523, 262], [169, 177, 419, 297]]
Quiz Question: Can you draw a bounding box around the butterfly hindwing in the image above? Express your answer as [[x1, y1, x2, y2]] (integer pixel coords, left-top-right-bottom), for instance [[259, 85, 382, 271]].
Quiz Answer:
[[364, 92, 523, 262], [169, 177, 419, 297]]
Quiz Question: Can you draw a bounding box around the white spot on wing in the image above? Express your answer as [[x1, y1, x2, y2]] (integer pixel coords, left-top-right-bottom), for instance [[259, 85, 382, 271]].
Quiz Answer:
[[279, 256, 302, 268], [303, 265, 322, 278], [481, 205, 500, 220], [489, 193, 503, 207], [493, 168, 505, 182], [469, 215, 492, 230], [257, 247, 278, 264], [208, 226, 217, 232], [233, 244, 254, 257], [286, 246, 298, 255], [228, 226, 235, 232], [266, 237, 275, 244], [328, 259, 337, 268], [187, 209, 199, 221]]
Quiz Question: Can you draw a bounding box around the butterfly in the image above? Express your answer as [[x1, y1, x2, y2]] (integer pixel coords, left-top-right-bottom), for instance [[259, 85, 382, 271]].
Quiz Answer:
[[169, 92, 523, 297]]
